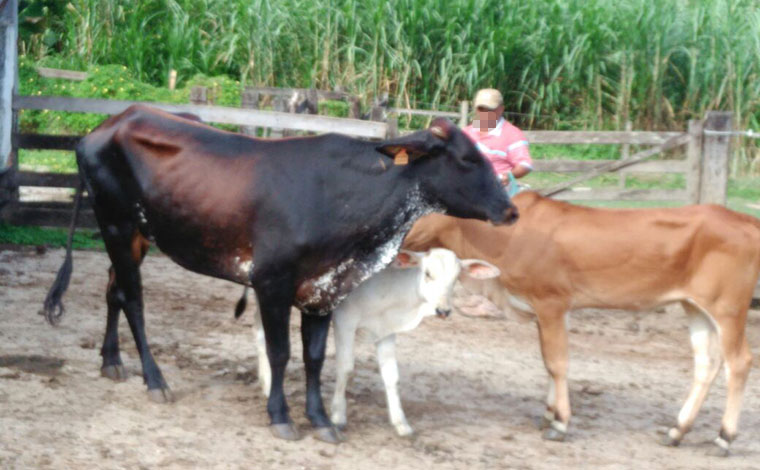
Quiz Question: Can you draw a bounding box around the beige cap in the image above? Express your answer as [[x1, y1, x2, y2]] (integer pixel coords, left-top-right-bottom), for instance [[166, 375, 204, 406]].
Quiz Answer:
[[473, 88, 503, 110]]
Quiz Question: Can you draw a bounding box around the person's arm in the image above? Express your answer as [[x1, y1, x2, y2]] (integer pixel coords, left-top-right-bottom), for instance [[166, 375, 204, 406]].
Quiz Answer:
[[510, 164, 531, 178], [505, 127, 533, 179]]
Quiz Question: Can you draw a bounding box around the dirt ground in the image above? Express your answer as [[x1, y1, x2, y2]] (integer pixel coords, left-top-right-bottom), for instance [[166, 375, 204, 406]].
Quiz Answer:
[[2, 246, 760, 470]]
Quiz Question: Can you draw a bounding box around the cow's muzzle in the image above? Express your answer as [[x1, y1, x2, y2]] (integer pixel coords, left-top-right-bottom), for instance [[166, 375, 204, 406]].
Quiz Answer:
[[436, 307, 452, 319], [492, 205, 519, 226]]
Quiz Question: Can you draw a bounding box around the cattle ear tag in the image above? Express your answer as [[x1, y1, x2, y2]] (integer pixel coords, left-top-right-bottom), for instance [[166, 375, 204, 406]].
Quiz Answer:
[[394, 149, 409, 166]]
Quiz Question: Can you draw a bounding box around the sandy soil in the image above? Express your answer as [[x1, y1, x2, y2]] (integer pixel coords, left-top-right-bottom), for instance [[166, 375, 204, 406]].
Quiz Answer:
[[2, 246, 760, 470]]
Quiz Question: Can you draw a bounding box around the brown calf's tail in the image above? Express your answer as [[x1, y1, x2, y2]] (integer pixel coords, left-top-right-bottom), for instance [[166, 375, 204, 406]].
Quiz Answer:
[[41, 181, 84, 326]]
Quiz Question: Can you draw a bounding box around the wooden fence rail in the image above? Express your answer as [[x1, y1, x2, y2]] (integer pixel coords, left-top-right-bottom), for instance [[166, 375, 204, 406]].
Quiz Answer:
[[13, 95, 388, 139]]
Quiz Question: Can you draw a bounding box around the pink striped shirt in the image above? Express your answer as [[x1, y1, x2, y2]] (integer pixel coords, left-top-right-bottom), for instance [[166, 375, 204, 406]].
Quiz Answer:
[[462, 118, 532, 176]]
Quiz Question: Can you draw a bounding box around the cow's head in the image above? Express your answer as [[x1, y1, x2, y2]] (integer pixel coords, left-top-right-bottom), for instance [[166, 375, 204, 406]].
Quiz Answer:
[[394, 249, 501, 319], [377, 119, 518, 225]]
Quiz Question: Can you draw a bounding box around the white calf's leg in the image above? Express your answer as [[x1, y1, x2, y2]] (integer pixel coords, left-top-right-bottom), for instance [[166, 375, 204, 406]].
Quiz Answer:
[[376, 334, 413, 436], [330, 315, 358, 429], [252, 305, 271, 397]]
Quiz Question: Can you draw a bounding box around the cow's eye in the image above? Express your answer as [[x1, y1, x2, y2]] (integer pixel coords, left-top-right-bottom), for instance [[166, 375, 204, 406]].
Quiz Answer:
[[424, 270, 433, 280]]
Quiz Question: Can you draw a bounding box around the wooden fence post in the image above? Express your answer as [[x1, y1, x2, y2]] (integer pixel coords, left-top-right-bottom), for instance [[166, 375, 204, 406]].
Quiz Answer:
[[0, 0, 17, 171], [386, 116, 398, 139], [348, 97, 361, 119], [240, 87, 259, 136], [0, 0, 18, 213], [189, 86, 208, 105], [269, 94, 288, 138], [686, 119, 703, 204], [168, 70, 177, 90], [699, 111, 732, 205], [305, 88, 319, 115], [618, 120, 632, 189], [459, 100, 469, 128]]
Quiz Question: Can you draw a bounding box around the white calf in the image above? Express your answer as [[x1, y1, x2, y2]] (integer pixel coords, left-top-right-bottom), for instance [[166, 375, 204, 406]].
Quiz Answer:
[[252, 248, 500, 436]]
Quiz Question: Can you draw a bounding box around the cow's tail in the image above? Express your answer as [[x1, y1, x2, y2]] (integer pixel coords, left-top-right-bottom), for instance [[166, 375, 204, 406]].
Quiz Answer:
[[234, 286, 249, 319], [41, 181, 84, 326]]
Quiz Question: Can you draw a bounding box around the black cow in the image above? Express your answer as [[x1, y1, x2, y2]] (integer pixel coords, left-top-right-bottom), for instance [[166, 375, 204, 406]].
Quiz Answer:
[[43, 105, 517, 443]]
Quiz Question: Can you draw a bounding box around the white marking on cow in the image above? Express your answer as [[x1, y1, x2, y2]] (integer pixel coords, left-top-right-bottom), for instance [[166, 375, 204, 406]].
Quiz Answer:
[[233, 256, 254, 280], [300, 184, 441, 313]]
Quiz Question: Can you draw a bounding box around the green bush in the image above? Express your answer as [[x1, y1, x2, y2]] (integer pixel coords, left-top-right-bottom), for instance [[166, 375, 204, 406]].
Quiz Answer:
[[17, 56, 243, 135]]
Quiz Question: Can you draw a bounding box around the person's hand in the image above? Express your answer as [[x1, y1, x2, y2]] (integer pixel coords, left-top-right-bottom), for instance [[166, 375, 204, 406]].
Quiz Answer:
[[498, 173, 510, 186]]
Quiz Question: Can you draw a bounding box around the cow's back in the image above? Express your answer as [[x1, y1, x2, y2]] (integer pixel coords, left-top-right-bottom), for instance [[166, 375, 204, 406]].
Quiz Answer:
[[405, 192, 760, 310]]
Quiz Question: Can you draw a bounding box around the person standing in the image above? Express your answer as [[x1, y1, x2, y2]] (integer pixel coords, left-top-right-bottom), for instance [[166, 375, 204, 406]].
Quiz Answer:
[[462, 88, 533, 193]]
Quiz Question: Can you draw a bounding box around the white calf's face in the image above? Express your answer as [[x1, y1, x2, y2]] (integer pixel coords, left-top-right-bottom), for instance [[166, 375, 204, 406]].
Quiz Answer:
[[394, 248, 501, 317], [418, 249, 461, 317], [394, 249, 501, 318]]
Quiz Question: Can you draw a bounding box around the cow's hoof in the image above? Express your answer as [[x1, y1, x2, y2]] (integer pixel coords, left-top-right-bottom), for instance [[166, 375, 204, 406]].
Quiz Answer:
[[147, 387, 175, 404], [313, 426, 344, 444], [658, 428, 682, 447], [100, 365, 127, 382], [707, 435, 731, 457], [542, 426, 566, 442], [270, 423, 301, 441], [333, 422, 347, 432], [394, 423, 414, 437], [538, 411, 554, 431]]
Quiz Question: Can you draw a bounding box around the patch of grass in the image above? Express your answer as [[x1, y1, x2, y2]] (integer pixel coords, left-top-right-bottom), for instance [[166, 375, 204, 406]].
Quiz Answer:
[[0, 223, 103, 250], [522, 171, 620, 189], [18, 150, 77, 173], [624, 174, 685, 190], [319, 100, 350, 118], [727, 177, 760, 201], [531, 144, 620, 161]]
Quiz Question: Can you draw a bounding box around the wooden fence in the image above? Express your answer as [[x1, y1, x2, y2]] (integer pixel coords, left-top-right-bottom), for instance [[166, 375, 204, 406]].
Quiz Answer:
[[0, 86, 733, 228], [0, 93, 392, 227]]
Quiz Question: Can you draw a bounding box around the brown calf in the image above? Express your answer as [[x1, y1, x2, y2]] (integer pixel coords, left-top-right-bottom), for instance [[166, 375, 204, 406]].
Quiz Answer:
[[403, 191, 759, 455]]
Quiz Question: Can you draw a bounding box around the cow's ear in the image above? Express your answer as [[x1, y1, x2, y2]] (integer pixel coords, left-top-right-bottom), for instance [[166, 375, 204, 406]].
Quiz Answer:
[[376, 118, 454, 164], [392, 250, 424, 269], [459, 259, 501, 280]]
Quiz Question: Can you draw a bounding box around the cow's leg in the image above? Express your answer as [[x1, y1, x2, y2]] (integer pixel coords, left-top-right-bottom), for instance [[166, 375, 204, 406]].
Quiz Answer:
[[535, 302, 570, 441], [101, 232, 149, 382], [251, 303, 271, 397], [99, 222, 170, 403], [255, 281, 299, 440], [711, 310, 752, 456], [661, 303, 722, 447], [376, 334, 413, 437], [301, 311, 343, 443], [100, 267, 127, 381], [330, 314, 359, 430]]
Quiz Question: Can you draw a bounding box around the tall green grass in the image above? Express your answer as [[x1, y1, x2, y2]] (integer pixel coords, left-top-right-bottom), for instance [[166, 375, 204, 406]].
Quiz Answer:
[[22, 0, 760, 131]]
